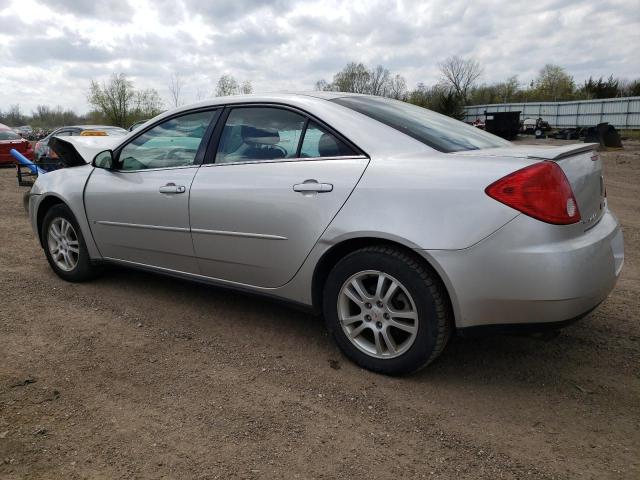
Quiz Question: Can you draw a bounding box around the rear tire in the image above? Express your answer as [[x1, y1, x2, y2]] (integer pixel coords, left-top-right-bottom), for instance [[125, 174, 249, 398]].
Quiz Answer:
[[323, 246, 452, 375], [42, 204, 100, 282]]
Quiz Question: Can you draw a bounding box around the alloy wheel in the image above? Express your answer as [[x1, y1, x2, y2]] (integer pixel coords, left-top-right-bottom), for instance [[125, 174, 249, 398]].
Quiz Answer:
[[337, 270, 418, 359], [47, 217, 79, 272]]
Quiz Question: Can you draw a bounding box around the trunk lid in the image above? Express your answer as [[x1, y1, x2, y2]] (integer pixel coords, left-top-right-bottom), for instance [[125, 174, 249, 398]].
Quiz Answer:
[[544, 147, 605, 230], [525, 144, 605, 231], [454, 143, 605, 230], [0, 139, 30, 154]]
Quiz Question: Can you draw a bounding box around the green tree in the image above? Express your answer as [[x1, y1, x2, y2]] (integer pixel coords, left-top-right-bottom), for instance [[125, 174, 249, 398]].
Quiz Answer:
[[533, 64, 575, 101], [332, 62, 371, 93], [215, 74, 253, 96], [87, 73, 136, 127], [579, 75, 620, 99]]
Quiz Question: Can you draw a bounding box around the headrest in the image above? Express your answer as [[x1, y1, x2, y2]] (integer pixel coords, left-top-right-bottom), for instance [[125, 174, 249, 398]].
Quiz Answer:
[[318, 133, 340, 157], [241, 125, 280, 145]]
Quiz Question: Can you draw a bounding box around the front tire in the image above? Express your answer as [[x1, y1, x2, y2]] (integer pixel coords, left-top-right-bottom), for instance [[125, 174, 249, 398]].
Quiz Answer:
[[42, 204, 99, 282], [323, 246, 452, 375]]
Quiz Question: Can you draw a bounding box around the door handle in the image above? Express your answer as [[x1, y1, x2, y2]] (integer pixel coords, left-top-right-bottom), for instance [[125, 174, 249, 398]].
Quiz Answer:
[[159, 183, 186, 194], [293, 181, 333, 193]]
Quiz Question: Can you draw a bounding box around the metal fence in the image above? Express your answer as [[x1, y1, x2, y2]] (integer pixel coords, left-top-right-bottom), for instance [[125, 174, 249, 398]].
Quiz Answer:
[[464, 97, 640, 129]]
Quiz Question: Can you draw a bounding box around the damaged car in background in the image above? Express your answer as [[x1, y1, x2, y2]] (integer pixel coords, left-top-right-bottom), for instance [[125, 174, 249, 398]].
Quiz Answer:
[[1, 123, 34, 165], [18, 93, 624, 375]]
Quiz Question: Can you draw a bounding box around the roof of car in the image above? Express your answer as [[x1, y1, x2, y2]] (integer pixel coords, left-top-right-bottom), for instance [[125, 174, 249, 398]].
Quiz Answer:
[[56, 125, 126, 130], [180, 92, 367, 109], [152, 92, 379, 119]]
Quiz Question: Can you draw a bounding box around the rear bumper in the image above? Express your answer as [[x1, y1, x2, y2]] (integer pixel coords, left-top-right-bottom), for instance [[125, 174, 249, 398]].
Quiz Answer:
[[422, 209, 624, 329]]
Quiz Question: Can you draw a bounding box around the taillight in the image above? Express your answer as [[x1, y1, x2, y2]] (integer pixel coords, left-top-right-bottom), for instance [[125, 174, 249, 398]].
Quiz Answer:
[[485, 161, 581, 225]]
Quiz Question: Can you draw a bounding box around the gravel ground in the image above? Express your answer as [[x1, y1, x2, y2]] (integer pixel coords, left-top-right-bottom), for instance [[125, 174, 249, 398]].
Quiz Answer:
[[1, 138, 638, 479]]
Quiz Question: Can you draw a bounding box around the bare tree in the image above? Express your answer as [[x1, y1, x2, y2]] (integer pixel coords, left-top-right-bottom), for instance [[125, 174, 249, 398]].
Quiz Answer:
[[369, 65, 390, 96], [240, 80, 253, 94], [133, 89, 164, 118], [194, 87, 207, 102], [215, 74, 240, 96], [4, 104, 26, 126], [386, 74, 408, 100], [168, 72, 184, 108], [439, 56, 483, 102], [314, 79, 331, 91], [497, 75, 519, 103], [31, 104, 83, 128]]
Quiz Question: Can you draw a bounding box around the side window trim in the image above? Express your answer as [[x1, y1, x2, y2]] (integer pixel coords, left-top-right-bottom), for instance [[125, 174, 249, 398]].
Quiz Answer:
[[113, 108, 221, 171], [202, 107, 231, 165], [204, 103, 367, 165], [295, 118, 309, 158]]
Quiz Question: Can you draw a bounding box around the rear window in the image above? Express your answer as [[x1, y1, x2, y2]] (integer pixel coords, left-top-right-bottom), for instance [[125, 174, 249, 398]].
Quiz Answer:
[[332, 96, 511, 153], [0, 130, 22, 141]]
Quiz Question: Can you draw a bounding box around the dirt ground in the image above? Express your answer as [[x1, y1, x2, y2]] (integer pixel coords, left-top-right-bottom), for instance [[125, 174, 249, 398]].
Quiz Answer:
[[1, 138, 638, 479]]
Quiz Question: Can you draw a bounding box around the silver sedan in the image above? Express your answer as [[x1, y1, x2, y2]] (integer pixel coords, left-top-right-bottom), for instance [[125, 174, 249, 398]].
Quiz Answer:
[[27, 93, 624, 375]]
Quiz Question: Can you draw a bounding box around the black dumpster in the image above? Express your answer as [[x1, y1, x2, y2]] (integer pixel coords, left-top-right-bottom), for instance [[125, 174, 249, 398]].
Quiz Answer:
[[484, 111, 521, 140]]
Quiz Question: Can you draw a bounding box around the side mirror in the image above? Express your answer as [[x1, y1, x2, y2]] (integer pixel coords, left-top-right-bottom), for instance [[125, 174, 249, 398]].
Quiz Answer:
[[93, 150, 115, 170]]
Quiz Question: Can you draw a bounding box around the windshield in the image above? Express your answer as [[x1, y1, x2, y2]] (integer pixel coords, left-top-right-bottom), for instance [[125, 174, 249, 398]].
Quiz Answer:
[[332, 96, 511, 153], [0, 130, 22, 141]]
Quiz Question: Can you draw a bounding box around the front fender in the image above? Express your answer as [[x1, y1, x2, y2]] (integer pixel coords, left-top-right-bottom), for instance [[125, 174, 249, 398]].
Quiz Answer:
[[29, 165, 102, 259]]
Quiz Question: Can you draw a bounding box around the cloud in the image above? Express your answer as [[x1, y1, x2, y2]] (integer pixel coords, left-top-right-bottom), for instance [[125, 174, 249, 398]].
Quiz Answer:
[[44, 0, 134, 22], [0, 0, 638, 114], [11, 30, 117, 63], [184, 0, 294, 22]]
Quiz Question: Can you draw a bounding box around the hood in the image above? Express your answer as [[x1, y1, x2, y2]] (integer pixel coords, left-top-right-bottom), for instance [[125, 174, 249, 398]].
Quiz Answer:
[[49, 136, 122, 166]]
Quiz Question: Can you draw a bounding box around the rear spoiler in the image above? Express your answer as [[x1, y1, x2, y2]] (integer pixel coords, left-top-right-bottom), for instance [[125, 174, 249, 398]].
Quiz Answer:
[[527, 143, 599, 161]]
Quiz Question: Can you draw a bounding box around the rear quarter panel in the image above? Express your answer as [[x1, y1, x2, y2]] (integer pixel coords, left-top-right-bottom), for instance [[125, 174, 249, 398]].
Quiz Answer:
[[323, 152, 535, 250]]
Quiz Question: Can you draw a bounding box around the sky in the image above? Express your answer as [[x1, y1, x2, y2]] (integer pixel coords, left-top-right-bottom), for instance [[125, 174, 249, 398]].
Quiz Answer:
[[0, 0, 639, 114]]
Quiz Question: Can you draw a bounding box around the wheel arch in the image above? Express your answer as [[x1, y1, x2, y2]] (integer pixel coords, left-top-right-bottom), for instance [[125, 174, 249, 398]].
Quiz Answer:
[[311, 236, 456, 326], [35, 195, 66, 248]]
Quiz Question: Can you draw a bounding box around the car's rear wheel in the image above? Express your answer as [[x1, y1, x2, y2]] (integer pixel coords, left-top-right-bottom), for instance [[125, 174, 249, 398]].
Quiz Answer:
[[42, 204, 99, 282], [323, 246, 452, 375]]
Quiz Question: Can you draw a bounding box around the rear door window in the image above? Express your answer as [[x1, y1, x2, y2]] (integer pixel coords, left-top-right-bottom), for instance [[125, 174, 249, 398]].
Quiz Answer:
[[215, 107, 306, 163], [300, 121, 358, 158]]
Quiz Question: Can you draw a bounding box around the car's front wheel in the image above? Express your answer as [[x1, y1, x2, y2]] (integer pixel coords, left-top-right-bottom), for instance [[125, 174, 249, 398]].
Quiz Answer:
[[323, 246, 452, 375], [42, 204, 99, 282]]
